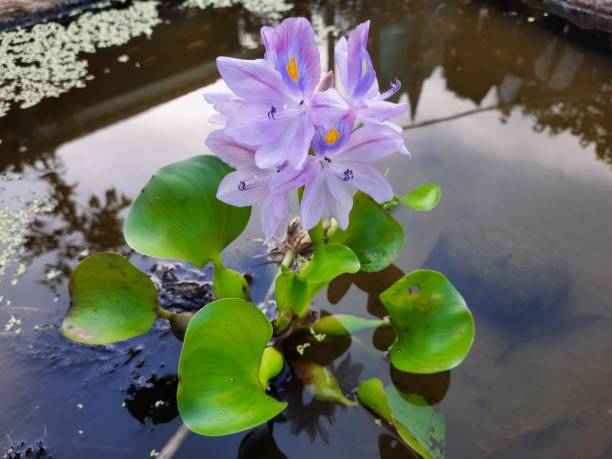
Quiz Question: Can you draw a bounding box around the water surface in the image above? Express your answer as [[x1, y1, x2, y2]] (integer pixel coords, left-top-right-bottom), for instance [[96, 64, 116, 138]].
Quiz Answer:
[[0, 1, 611, 458]]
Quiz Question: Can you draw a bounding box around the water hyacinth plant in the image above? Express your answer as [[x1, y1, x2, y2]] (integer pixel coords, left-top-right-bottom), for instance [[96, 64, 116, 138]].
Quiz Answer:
[[62, 17, 474, 459]]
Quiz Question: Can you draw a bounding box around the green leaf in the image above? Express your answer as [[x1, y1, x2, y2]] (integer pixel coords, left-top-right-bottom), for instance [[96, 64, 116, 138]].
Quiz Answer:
[[380, 270, 474, 374], [357, 378, 446, 459], [313, 314, 389, 337], [213, 264, 251, 300], [124, 155, 251, 268], [275, 271, 311, 316], [293, 362, 356, 406], [178, 299, 287, 436], [63, 253, 159, 345], [259, 347, 284, 389], [385, 385, 446, 459], [331, 192, 404, 272], [357, 378, 393, 423], [399, 183, 442, 212], [301, 243, 360, 283]]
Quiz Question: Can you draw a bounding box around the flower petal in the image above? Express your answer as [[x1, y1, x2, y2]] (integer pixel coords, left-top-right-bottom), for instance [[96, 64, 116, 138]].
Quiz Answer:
[[300, 162, 326, 229], [335, 124, 405, 162], [346, 21, 377, 99], [217, 170, 268, 207], [339, 162, 394, 203], [324, 171, 354, 229], [263, 17, 321, 98], [311, 115, 354, 155], [261, 192, 289, 242], [309, 88, 350, 127], [216, 57, 290, 106], [206, 130, 257, 171], [334, 36, 349, 95], [359, 98, 407, 123], [255, 112, 314, 169]]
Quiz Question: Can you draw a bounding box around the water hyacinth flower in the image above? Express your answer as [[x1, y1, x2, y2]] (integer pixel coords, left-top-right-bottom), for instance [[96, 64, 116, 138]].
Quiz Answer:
[[211, 17, 349, 170], [335, 21, 409, 154], [206, 17, 409, 239], [300, 121, 402, 229], [208, 130, 305, 241]]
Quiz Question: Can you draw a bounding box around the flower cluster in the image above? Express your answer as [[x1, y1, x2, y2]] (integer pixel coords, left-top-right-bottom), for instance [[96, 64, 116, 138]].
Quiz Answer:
[[206, 18, 408, 240]]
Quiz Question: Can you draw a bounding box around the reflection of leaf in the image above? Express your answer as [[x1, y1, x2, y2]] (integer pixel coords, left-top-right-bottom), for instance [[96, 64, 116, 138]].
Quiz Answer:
[[330, 192, 404, 272], [238, 423, 287, 459], [124, 155, 250, 268], [398, 183, 442, 212], [380, 270, 474, 374], [63, 253, 159, 344], [358, 378, 446, 459], [177, 298, 286, 436]]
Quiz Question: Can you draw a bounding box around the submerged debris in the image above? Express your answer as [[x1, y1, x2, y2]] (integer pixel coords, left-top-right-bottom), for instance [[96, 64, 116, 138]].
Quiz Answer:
[[3, 439, 49, 458]]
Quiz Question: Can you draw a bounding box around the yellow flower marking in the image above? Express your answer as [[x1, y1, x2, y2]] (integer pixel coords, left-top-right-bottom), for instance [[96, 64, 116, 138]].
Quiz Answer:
[[287, 56, 300, 83], [324, 127, 340, 145], [361, 57, 369, 78]]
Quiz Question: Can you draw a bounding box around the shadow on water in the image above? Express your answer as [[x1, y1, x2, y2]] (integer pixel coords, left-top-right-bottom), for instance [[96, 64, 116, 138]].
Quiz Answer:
[[0, 1, 611, 458]]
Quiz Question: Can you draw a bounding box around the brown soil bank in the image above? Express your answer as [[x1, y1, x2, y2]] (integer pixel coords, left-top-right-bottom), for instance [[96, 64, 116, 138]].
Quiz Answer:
[[524, 0, 612, 32]]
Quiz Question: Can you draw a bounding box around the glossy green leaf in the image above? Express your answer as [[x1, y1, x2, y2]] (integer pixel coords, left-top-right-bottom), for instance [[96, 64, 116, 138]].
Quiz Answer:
[[275, 271, 311, 316], [380, 270, 474, 374], [358, 378, 446, 459], [301, 243, 360, 283], [259, 347, 284, 389], [357, 378, 392, 422], [213, 264, 251, 300], [178, 299, 287, 436], [124, 155, 251, 268], [386, 385, 446, 459], [331, 192, 404, 272], [313, 314, 389, 337], [294, 362, 356, 406], [63, 253, 159, 345], [399, 183, 442, 212]]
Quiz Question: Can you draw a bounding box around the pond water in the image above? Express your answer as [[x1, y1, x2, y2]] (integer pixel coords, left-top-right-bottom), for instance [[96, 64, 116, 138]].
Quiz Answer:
[[1, 1, 611, 458]]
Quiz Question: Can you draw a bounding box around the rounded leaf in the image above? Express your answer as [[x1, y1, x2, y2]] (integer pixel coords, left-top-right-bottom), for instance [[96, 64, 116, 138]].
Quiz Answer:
[[399, 183, 442, 212], [124, 155, 251, 268], [63, 253, 159, 345], [178, 298, 287, 436], [331, 192, 404, 272], [380, 270, 474, 374]]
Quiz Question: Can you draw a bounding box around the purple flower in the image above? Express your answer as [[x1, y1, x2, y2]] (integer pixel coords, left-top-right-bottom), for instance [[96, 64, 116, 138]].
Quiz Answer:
[[208, 130, 305, 241], [210, 17, 349, 170], [299, 122, 403, 230], [335, 21, 409, 154]]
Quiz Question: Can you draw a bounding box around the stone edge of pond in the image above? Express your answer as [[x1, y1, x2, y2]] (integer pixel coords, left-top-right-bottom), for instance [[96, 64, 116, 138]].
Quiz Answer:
[[0, 0, 127, 33], [523, 0, 612, 33]]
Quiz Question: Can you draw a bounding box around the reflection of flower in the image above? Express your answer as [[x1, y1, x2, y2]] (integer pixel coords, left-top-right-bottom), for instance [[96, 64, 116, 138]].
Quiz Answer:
[[207, 17, 409, 240]]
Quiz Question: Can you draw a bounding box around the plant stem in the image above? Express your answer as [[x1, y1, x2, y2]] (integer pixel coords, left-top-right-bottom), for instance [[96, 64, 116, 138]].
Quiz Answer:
[[158, 423, 190, 459], [156, 307, 173, 320]]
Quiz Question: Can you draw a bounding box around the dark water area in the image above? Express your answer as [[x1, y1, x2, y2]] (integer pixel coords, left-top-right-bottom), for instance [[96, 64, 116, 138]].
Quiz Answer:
[[0, 1, 611, 458]]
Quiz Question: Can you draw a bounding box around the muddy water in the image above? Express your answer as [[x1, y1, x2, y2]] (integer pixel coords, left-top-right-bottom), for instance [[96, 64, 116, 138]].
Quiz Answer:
[[0, 1, 611, 458]]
